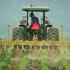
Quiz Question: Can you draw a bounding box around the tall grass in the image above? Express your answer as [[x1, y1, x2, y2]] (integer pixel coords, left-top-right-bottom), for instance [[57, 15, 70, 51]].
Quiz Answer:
[[0, 45, 70, 70]]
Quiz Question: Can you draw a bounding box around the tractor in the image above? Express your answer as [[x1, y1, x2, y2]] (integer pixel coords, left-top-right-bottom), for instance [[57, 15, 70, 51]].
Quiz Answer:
[[12, 6, 59, 41]]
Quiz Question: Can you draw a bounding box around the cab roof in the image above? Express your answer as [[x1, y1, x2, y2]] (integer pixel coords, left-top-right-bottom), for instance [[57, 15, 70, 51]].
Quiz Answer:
[[22, 7, 49, 12]]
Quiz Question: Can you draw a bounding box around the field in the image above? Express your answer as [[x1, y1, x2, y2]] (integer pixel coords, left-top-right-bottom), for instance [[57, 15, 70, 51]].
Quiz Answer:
[[0, 45, 70, 70]]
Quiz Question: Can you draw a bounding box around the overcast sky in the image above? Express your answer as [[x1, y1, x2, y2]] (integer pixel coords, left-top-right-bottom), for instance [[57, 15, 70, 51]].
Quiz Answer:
[[0, 0, 70, 39]]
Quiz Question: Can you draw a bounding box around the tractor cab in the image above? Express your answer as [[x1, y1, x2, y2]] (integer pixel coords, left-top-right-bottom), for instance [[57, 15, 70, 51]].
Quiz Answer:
[[22, 7, 52, 27]]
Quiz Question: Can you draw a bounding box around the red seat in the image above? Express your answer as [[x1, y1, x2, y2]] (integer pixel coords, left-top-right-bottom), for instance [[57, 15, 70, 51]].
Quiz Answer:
[[31, 22, 40, 30]]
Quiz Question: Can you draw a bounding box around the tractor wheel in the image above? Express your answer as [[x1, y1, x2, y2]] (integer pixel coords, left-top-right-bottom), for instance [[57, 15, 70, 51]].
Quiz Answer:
[[22, 25, 29, 40], [48, 27, 59, 41], [12, 27, 23, 40]]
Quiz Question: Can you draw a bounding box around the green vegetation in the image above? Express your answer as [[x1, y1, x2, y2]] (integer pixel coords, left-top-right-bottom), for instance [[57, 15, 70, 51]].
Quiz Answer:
[[41, 59, 49, 70], [0, 46, 12, 70], [18, 54, 29, 70], [0, 46, 70, 70], [60, 58, 70, 70]]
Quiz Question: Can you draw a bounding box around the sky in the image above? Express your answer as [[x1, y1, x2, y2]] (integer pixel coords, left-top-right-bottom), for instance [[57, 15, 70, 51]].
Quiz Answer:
[[0, 0, 70, 39]]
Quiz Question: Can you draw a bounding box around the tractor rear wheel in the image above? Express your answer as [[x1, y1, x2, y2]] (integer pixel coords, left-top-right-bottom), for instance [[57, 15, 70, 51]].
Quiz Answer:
[[48, 27, 59, 41]]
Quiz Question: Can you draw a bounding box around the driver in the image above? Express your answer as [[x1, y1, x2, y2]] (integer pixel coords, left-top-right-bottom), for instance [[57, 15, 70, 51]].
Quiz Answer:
[[30, 12, 40, 30]]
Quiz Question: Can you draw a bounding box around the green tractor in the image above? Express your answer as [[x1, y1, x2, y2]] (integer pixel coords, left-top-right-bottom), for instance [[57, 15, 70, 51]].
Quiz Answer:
[[12, 6, 59, 41]]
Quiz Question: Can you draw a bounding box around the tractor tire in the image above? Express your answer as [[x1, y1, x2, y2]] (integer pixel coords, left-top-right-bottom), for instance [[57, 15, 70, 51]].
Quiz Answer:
[[12, 27, 23, 40], [22, 25, 29, 40], [48, 27, 59, 41]]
